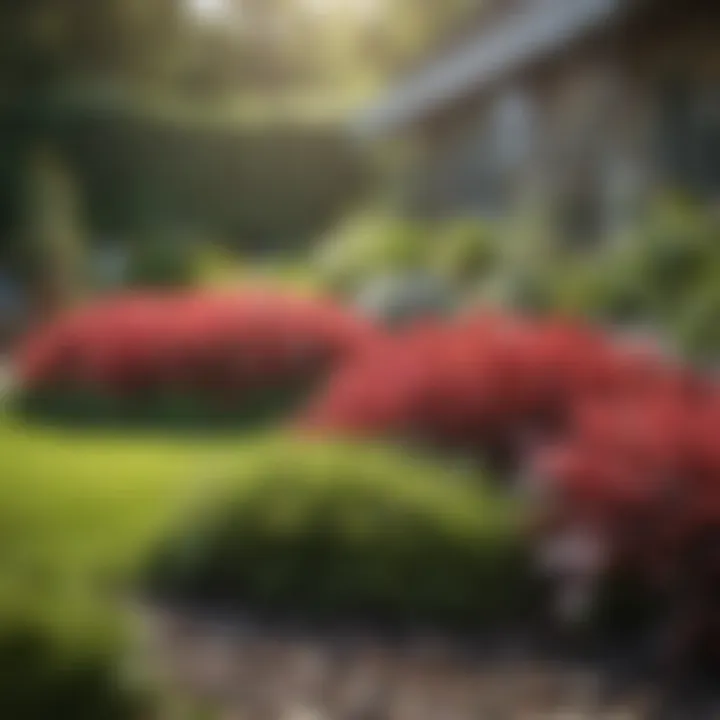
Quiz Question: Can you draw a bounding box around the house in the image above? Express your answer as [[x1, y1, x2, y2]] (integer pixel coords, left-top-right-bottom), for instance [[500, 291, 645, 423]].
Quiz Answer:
[[355, 0, 720, 242]]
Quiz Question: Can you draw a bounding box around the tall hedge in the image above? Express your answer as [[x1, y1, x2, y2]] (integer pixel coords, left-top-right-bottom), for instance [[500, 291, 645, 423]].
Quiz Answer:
[[57, 108, 370, 251]]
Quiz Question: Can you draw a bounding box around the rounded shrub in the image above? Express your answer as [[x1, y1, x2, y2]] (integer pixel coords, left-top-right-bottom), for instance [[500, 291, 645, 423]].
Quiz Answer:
[[14, 290, 381, 428], [143, 439, 530, 632]]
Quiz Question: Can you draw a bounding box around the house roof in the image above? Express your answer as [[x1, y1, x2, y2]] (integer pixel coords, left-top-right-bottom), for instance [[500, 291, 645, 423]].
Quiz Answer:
[[354, 0, 624, 137]]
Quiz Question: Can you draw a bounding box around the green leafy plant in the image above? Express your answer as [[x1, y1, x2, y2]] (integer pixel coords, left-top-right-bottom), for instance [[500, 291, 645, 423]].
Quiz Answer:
[[432, 219, 498, 287], [671, 264, 720, 365], [0, 587, 152, 719], [125, 229, 200, 289], [315, 212, 432, 294], [144, 439, 530, 631]]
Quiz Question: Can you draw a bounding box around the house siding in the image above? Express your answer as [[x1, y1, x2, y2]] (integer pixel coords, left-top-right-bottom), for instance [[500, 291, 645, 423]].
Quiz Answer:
[[388, 0, 720, 240]]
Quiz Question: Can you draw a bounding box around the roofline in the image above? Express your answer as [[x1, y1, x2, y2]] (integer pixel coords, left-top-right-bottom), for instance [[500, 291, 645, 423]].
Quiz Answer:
[[353, 0, 623, 139]]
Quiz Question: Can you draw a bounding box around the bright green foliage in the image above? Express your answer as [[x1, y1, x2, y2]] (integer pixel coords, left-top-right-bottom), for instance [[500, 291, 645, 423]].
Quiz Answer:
[[480, 196, 720, 363], [574, 198, 720, 360], [621, 196, 718, 316], [0, 588, 151, 720], [316, 212, 432, 294], [315, 214, 505, 299], [0, 418, 253, 718], [671, 272, 720, 365], [145, 439, 530, 630], [432, 219, 498, 287]]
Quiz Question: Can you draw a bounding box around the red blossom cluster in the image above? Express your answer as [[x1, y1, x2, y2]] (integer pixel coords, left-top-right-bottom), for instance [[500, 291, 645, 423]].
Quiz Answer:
[[299, 312, 720, 583], [300, 314, 674, 449], [533, 389, 720, 581], [17, 290, 380, 403]]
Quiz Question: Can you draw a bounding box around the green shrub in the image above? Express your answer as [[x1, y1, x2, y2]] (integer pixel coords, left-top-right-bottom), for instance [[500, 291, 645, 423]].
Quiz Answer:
[[482, 196, 720, 350], [621, 196, 718, 317], [125, 229, 200, 289], [315, 213, 432, 294], [317, 215, 498, 300], [601, 198, 720, 358], [532, 252, 652, 325], [671, 265, 720, 365], [432, 219, 498, 287], [144, 440, 530, 631], [0, 587, 152, 719]]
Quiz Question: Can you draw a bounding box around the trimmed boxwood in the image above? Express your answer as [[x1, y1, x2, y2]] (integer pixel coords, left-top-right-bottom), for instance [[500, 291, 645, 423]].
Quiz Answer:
[[143, 439, 531, 632]]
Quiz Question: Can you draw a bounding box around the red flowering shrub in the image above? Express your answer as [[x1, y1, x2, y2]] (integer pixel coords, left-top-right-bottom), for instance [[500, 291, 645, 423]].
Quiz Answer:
[[299, 311, 720, 605], [300, 313, 677, 458], [532, 389, 720, 584], [15, 290, 381, 425]]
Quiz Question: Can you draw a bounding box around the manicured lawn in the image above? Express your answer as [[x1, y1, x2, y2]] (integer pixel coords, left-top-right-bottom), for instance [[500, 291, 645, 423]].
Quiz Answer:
[[0, 415, 253, 593], [0, 413, 264, 716]]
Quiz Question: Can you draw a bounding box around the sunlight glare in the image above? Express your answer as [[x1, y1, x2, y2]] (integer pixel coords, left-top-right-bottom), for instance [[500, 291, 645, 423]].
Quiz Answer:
[[187, 0, 230, 22], [303, 0, 380, 18]]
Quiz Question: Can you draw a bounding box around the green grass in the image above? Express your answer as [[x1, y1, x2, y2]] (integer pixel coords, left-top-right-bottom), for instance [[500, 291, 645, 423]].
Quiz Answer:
[[0, 417, 527, 614], [0, 414, 254, 591], [0, 414, 527, 714], [0, 414, 258, 716]]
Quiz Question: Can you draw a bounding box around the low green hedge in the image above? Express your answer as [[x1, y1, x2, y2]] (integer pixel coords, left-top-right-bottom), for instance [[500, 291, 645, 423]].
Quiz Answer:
[[144, 440, 531, 631], [15, 379, 318, 432]]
